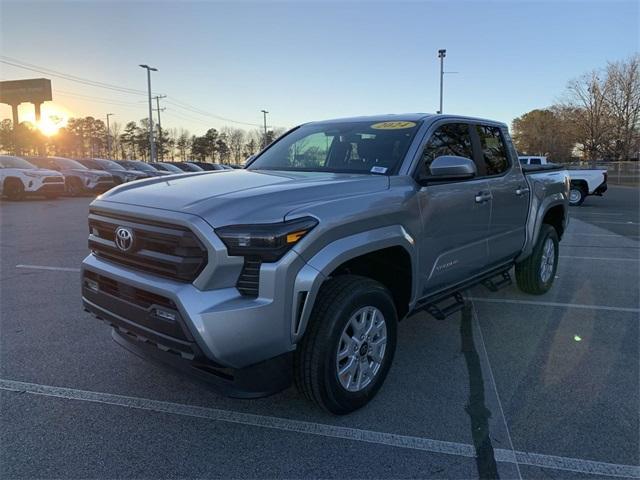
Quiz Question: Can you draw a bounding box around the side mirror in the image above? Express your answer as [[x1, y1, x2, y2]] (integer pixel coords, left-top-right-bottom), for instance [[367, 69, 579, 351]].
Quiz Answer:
[[419, 155, 476, 184]]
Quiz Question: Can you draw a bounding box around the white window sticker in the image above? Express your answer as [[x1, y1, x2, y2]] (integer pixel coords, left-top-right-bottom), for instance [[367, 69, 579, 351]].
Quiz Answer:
[[370, 166, 388, 174]]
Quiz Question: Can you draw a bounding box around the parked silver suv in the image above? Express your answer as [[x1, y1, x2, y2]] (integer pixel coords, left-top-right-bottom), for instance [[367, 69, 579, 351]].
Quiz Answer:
[[82, 114, 569, 413]]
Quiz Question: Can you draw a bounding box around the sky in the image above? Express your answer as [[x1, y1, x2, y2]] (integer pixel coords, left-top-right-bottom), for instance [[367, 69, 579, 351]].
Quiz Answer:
[[0, 0, 638, 136]]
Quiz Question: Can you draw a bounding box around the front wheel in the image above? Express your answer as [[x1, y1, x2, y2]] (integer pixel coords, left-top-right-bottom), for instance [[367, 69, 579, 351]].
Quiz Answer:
[[515, 224, 559, 295], [294, 275, 397, 414], [4, 179, 25, 200]]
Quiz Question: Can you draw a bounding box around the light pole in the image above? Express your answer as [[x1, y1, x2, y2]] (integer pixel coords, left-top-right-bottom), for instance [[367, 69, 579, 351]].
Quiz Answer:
[[261, 109, 269, 148], [139, 64, 158, 162], [437, 49, 446, 114], [106, 113, 114, 159]]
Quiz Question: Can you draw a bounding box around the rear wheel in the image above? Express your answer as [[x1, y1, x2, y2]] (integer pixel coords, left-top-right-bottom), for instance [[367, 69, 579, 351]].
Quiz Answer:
[[294, 275, 397, 414], [569, 185, 586, 206], [4, 178, 25, 200], [515, 224, 559, 295]]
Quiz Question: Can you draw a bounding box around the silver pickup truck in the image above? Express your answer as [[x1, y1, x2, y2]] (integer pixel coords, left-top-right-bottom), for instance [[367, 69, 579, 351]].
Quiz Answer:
[[81, 114, 570, 414]]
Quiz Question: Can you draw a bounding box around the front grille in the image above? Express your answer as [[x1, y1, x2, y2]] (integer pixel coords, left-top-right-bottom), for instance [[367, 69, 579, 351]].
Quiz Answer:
[[43, 176, 64, 183], [88, 210, 207, 282], [237, 256, 261, 297], [97, 176, 115, 183]]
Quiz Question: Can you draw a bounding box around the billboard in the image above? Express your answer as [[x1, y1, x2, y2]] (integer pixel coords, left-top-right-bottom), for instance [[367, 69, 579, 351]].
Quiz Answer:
[[0, 78, 52, 105]]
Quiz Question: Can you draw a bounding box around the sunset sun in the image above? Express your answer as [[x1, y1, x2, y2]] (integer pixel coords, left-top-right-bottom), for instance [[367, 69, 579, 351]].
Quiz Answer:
[[18, 103, 70, 136], [39, 114, 67, 136]]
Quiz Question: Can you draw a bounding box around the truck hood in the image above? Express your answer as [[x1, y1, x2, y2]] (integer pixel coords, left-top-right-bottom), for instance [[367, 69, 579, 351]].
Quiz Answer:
[[29, 168, 63, 177], [98, 169, 389, 226]]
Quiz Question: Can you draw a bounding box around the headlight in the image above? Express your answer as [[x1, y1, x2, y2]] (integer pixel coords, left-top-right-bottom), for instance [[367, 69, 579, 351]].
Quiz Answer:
[[23, 171, 44, 178], [215, 217, 318, 262]]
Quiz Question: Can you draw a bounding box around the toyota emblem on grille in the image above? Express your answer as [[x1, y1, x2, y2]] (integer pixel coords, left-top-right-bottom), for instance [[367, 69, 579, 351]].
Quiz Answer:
[[114, 226, 134, 252]]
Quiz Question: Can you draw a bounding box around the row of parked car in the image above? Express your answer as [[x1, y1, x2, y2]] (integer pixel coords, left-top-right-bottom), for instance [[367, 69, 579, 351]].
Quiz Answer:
[[0, 155, 238, 200]]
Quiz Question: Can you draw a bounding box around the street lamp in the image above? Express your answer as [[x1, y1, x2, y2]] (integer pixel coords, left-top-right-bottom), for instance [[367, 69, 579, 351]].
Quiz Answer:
[[437, 49, 446, 114], [139, 64, 158, 162], [106, 113, 114, 159]]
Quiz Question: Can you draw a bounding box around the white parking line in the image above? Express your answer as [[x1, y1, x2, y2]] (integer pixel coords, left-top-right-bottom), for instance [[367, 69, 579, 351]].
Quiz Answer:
[[571, 212, 625, 217], [15, 264, 80, 272], [564, 233, 638, 237], [560, 255, 639, 262], [468, 297, 640, 313], [0, 379, 637, 478], [581, 220, 638, 225]]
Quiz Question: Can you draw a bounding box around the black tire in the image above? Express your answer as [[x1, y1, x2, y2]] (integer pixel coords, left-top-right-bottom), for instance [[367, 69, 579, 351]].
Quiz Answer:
[[294, 275, 398, 414], [515, 224, 559, 295], [66, 177, 84, 197], [569, 184, 586, 206], [4, 178, 25, 200]]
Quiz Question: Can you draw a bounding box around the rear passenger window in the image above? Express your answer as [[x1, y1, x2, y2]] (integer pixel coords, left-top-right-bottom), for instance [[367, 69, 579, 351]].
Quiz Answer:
[[476, 125, 509, 175], [419, 123, 473, 177]]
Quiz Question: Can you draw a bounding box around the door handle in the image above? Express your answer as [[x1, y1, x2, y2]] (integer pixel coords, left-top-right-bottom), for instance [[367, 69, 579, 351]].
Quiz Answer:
[[475, 191, 492, 203], [515, 187, 530, 196]]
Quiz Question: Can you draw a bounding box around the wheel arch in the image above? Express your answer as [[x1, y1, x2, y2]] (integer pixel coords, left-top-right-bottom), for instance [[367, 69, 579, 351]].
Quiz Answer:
[[291, 225, 417, 343], [517, 196, 568, 262], [570, 179, 588, 193], [3, 176, 26, 193]]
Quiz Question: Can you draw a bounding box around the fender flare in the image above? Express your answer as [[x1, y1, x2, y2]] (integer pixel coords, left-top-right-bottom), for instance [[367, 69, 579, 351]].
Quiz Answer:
[[290, 225, 417, 342], [517, 194, 567, 262]]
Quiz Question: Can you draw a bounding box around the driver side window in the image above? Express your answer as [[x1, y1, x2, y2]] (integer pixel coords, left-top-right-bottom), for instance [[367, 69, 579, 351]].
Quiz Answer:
[[419, 123, 473, 177]]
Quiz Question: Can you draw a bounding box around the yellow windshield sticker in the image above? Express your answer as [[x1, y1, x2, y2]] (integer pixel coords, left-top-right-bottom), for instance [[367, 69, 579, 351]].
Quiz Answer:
[[371, 121, 417, 130]]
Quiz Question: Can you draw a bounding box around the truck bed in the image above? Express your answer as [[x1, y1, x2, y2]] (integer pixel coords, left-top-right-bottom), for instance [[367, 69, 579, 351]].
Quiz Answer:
[[521, 163, 566, 174]]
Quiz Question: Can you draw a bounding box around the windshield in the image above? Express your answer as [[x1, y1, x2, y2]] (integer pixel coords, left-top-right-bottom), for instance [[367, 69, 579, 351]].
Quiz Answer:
[[128, 161, 157, 172], [96, 159, 126, 170], [182, 163, 204, 171], [247, 120, 421, 174], [158, 162, 183, 172], [0, 156, 36, 169], [52, 157, 87, 170]]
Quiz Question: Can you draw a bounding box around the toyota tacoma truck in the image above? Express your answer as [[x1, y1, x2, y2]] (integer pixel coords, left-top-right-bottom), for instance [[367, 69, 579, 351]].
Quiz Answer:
[[81, 114, 570, 414]]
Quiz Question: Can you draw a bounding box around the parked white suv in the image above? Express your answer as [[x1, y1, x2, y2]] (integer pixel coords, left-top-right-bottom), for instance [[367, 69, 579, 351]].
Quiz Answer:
[[0, 155, 65, 200]]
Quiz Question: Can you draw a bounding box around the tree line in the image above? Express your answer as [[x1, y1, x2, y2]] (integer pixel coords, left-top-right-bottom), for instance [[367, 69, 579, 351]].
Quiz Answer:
[[512, 55, 640, 163], [0, 115, 286, 165]]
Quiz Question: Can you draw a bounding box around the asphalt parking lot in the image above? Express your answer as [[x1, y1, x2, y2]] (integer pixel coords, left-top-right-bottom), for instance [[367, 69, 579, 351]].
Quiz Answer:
[[1, 186, 638, 479]]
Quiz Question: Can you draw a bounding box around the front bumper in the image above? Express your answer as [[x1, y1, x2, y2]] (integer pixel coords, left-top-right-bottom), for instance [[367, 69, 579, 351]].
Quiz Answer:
[[85, 181, 117, 193], [593, 181, 608, 196], [81, 249, 311, 363], [81, 255, 296, 397]]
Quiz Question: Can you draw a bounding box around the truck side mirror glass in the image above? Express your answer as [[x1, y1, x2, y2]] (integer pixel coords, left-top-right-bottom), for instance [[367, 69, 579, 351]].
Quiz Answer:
[[425, 155, 477, 182]]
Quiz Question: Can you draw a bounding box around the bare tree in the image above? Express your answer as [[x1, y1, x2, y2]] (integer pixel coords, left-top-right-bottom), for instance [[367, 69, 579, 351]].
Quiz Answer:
[[605, 55, 640, 160], [563, 70, 613, 165], [176, 129, 191, 160], [221, 127, 246, 165], [110, 121, 122, 159]]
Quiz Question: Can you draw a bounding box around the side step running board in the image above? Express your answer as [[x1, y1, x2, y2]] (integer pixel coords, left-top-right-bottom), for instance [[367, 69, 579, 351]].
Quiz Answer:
[[481, 271, 512, 292], [424, 292, 466, 321]]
